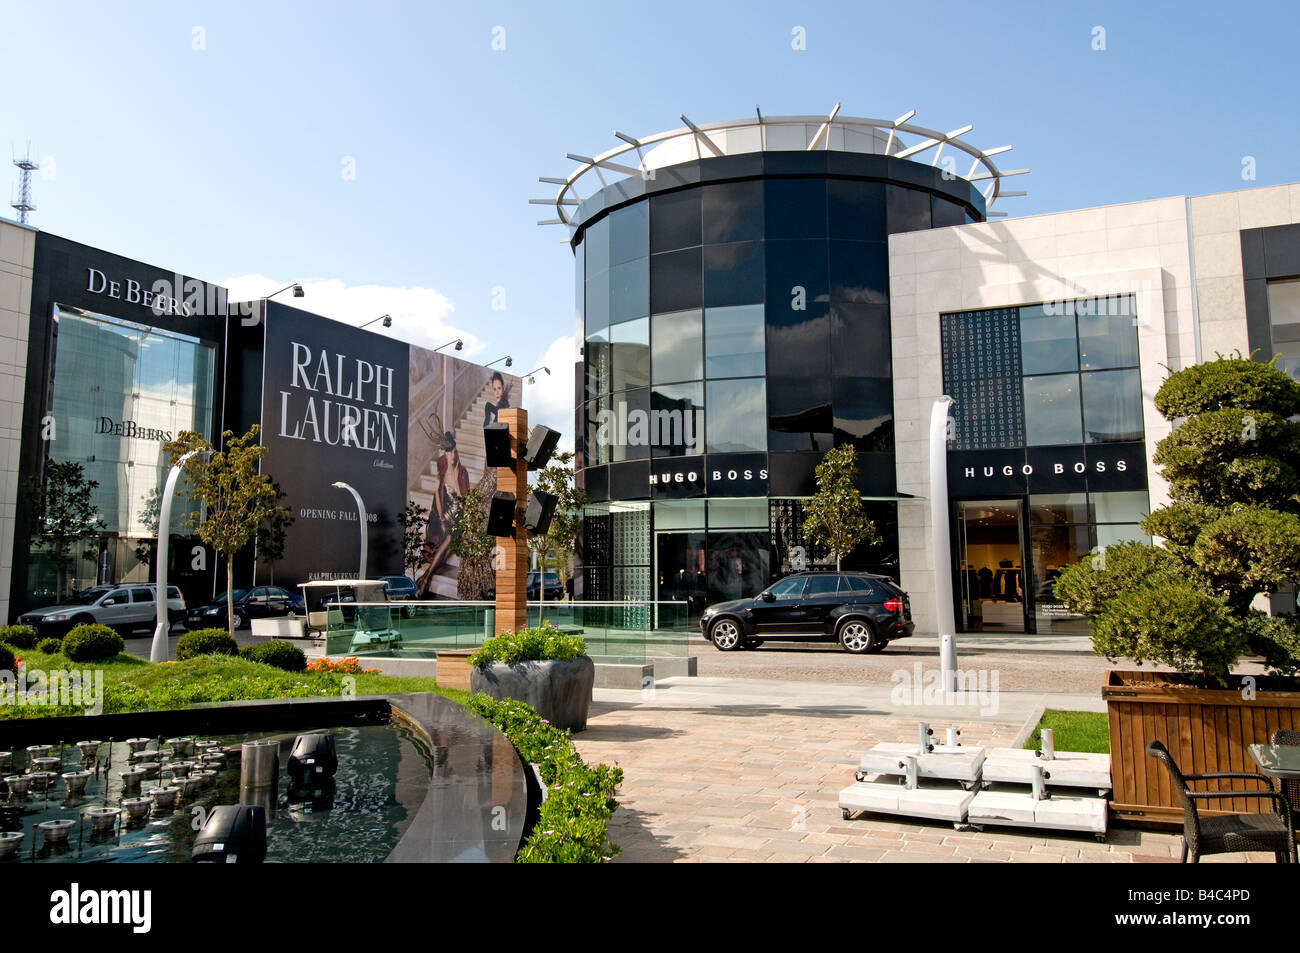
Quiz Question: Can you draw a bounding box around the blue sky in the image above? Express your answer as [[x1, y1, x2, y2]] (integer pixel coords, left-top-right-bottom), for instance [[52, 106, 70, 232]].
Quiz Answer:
[[4, 0, 1299, 432]]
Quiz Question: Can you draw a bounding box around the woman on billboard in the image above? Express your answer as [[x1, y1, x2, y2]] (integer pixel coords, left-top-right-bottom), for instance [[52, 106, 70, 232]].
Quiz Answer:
[[417, 428, 470, 595]]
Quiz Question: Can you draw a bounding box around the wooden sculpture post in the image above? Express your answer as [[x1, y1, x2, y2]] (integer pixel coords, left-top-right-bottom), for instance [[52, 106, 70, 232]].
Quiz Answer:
[[494, 407, 529, 634]]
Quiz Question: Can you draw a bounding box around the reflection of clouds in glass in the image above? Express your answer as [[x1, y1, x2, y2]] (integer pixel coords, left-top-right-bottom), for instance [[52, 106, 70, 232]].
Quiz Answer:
[[706, 379, 765, 453], [1023, 375, 1081, 446]]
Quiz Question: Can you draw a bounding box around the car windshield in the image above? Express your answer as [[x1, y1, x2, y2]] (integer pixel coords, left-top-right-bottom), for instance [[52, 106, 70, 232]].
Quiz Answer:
[[65, 587, 113, 606], [210, 590, 248, 605]]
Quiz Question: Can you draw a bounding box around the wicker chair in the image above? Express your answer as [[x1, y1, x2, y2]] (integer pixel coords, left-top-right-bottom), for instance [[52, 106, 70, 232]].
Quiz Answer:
[[1146, 741, 1296, 863], [1272, 729, 1300, 834]]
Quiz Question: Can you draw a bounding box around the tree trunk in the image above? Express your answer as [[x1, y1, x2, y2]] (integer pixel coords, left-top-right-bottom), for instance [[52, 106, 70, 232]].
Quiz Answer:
[[226, 559, 235, 635], [836, 552, 842, 570]]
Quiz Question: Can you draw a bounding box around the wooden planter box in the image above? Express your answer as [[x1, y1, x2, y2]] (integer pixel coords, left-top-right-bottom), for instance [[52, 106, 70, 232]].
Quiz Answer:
[[1103, 669, 1300, 823], [435, 650, 475, 692]]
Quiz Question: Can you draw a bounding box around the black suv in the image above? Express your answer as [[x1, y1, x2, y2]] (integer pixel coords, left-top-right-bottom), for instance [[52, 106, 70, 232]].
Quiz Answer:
[[699, 572, 914, 654]]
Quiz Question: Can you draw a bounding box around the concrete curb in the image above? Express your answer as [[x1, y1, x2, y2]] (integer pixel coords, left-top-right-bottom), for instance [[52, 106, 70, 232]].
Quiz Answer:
[[1012, 704, 1047, 749]]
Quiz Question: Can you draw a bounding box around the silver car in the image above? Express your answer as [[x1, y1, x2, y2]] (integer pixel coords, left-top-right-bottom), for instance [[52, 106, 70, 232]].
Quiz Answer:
[[19, 584, 187, 636]]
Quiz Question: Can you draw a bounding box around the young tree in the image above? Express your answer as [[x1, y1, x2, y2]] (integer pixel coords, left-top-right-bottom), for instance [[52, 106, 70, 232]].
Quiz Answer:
[[395, 499, 430, 580], [255, 482, 294, 585], [27, 460, 105, 600], [135, 484, 165, 571], [164, 426, 288, 634], [527, 450, 587, 606], [449, 487, 495, 600], [1055, 354, 1300, 685], [802, 444, 879, 570]]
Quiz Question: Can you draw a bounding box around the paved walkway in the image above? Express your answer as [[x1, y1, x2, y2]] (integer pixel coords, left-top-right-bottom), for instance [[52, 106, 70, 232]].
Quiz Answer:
[[573, 677, 1274, 863]]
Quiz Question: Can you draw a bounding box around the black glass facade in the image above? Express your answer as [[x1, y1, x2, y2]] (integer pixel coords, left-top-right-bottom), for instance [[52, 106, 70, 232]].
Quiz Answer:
[[574, 151, 984, 617]]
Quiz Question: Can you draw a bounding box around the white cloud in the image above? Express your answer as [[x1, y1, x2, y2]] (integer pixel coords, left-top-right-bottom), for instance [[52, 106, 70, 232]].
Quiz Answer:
[[220, 274, 481, 356], [519, 335, 578, 452]]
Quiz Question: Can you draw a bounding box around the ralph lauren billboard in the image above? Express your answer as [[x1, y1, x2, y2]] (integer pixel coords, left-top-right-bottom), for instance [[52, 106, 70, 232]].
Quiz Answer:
[[259, 302, 409, 583]]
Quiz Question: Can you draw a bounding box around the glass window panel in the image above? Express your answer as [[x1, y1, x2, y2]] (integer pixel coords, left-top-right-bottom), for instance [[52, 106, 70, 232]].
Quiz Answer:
[[702, 180, 763, 244], [765, 239, 829, 318], [703, 241, 764, 308], [585, 216, 609, 276], [1270, 276, 1300, 374], [707, 531, 771, 604], [705, 305, 765, 378], [828, 241, 888, 305], [653, 500, 706, 529], [649, 381, 703, 457], [650, 247, 702, 313], [656, 531, 707, 620], [706, 378, 767, 453], [1081, 368, 1144, 443], [584, 269, 609, 337], [768, 374, 833, 452], [1029, 493, 1092, 525], [1095, 523, 1150, 548], [1092, 490, 1150, 524], [650, 188, 701, 253], [932, 195, 967, 229], [574, 235, 584, 328], [1020, 303, 1078, 375], [608, 387, 650, 461], [765, 178, 826, 240], [610, 317, 649, 393], [831, 303, 891, 378], [651, 309, 702, 384], [1023, 374, 1082, 446], [707, 498, 768, 529], [1076, 296, 1139, 370], [1029, 522, 1094, 634], [827, 179, 886, 241], [587, 396, 611, 465], [805, 575, 839, 596], [609, 202, 649, 265], [763, 574, 805, 600], [886, 186, 931, 234], [584, 330, 610, 399], [844, 574, 871, 592], [609, 257, 649, 324], [832, 377, 893, 451]]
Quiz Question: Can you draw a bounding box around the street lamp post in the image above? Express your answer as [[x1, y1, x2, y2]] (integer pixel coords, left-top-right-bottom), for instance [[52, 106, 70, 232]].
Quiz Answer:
[[332, 482, 367, 578], [929, 396, 958, 693], [152, 449, 203, 663]]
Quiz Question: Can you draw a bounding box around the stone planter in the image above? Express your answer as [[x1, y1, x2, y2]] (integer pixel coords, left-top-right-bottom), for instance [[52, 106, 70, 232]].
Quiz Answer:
[[470, 657, 596, 732], [1103, 669, 1300, 824]]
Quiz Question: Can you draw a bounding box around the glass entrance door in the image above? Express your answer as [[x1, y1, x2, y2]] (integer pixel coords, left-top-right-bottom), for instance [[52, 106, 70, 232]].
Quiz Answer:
[[956, 499, 1027, 633]]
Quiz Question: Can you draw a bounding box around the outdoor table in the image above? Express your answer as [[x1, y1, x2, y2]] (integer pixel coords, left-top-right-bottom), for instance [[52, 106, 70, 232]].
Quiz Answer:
[[1248, 743, 1300, 781]]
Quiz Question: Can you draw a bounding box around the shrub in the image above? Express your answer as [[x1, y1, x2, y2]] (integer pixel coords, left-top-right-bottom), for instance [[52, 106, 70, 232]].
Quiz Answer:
[[175, 628, 238, 660], [239, 640, 307, 671], [37, 638, 63, 655], [0, 644, 15, 674], [61, 624, 124, 662], [469, 623, 586, 668], [467, 693, 621, 863], [0, 625, 38, 650]]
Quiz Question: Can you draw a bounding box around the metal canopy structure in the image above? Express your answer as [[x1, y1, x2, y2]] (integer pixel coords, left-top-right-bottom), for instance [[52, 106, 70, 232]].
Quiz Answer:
[[535, 104, 1028, 232]]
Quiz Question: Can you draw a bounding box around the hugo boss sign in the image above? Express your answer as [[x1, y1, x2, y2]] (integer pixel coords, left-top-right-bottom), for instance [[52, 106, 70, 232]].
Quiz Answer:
[[947, 443, 1148, 495]]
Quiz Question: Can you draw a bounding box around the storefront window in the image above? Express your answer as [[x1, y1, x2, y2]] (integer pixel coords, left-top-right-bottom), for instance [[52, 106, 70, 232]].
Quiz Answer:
[[651, 309, 702, 384], [1267, 278, 1300, 378], [609, 202, 649, 265], [1076, 296, 1139, 370], [704, 305, 764, 378], [610, 317, 649, 393], [1023, 374, 1082, 445], [706, 379, 766, 453], [649, 382, 703, 458], [707, 498, 767, 528], [1081, 368, 1144, 443], [1020, 303, 1078, 375]]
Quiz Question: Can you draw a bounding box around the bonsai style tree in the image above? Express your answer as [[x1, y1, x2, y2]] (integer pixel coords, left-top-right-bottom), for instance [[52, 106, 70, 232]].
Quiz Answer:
[[527, 450, 587, 611], [27, 460, 105, 601], [164, 426, 289, 634], [1055, 354, 1300, 686], [802, 444, 880, 570]]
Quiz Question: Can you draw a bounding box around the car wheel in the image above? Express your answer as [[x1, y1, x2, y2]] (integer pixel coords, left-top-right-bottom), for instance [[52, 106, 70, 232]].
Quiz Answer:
[[710, 618, 744, 651], [234, 611, 248, 630], [838, 619, 877, 654], [72, 614, 95, 629]]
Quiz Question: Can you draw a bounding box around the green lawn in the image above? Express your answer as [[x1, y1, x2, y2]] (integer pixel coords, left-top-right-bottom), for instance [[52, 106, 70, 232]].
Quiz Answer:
[[1023, 708, 1110, 754], [1, 648, 468, 718]]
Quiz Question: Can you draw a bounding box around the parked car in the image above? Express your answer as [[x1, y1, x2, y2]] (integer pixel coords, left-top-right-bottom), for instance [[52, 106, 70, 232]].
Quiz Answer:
[[699, 571, 914, 654], [184, 585, 304, 631], [526, 571, 565, 601], [380, 575, 418, 600], [19, 584, 187, 636]]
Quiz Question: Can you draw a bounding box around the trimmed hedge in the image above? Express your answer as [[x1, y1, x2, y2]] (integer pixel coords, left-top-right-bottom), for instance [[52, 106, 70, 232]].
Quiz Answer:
[[0, 644, 15, 674], [176, 628, 239, 660], [0, 625, 38, 650], [62, 624, 124, 662], [467, 693, 621, 863], [238, 640, 307, 671], [37, 638, 63, 655]]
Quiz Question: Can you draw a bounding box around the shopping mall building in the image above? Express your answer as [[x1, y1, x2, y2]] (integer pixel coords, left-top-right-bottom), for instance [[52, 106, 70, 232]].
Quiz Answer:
[[0, 226, 520, 622], [546, 109, 1300, 635]]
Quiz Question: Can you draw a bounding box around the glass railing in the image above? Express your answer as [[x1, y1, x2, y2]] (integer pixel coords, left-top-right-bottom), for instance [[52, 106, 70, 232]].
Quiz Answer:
[[313, 600, 692, 662]]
